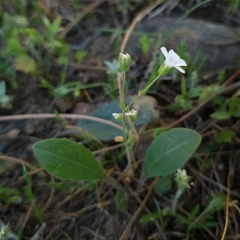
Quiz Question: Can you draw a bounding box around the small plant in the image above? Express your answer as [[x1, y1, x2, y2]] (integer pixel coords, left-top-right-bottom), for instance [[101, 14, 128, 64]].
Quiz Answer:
[[1, 13, 74, 94], [0, 186, 21, 204], [32, 46, 202, 215], [0, 81, 12, 108], [75, 50, 87, 63], [227, 0, 240, 14], [139, 35, 153, 57], [0, 220, 19, 240], [23, 166, 43, 223], [169, 42, 207, 110], [140, 169, 226, 239], [1, 1, 240, 239], [140, 194, 225, 240]]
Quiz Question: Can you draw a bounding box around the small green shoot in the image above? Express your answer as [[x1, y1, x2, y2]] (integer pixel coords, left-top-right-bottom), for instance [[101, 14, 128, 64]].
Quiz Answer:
[[116, 189, 128, 212], [139, 36, 153, 57], [76, 50, 87, 63], [140, 194, 225, 240], [0, 81, 12, 108], [23, 165, 43, 222], [214, 128, 234, 143], [0, 186, 21, 204]]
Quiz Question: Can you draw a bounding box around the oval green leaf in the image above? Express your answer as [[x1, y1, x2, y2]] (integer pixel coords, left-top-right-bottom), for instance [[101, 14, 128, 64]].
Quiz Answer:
[[139, 212, 163, 224], [210, 111, 231, 120], [32, 138, 107, 181], [116, 189, 128, 212], [143, 128, 201, 177]]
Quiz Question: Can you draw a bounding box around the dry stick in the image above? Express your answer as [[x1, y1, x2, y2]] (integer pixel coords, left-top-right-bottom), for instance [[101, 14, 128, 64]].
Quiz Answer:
[[123, 179, 166, 239], [120, 0, 164, 53], [30, 223, 47, 240], [19, 167, 45, 182], [221, 171, 230, 240], [112, 155, 166, 239], [22, 201, 34, 229], [119, 178, 160, 240], [93, 142, 125, 155], [26, 167, 44, 176], [59, 201, 113, 220], [0, 155, 39, 172], [42, 175, 55, 213], [60, 0, 106, 38], [168, 80, 240, 128], [222, 69, 240, 87], [56, 185, 87, 208], [0, 113, 122, 131]]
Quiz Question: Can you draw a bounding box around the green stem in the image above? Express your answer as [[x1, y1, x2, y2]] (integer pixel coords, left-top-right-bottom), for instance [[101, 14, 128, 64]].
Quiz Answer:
[[120, 71, 133, 175], [172, 188, 184, 213], [125, 74, 161, 110]]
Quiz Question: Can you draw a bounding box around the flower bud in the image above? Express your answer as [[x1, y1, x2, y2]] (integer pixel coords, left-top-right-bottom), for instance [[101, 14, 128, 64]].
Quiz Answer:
[[119, 53, 131, 71], [175, 169, 190, 191]]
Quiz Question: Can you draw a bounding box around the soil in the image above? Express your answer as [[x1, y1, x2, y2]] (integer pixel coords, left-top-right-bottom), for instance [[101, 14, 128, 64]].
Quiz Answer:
[[1, 1, 240, 240]]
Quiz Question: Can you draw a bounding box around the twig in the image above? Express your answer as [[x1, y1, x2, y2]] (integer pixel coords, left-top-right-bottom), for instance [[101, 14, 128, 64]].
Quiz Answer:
[[0, 155, 40, 172], [60, 0, 105, 38], [221, 171, 230, 240], [0, 113, 122, 131], [22, 201, 34, 229], [120, 0, 164, 53], [30, 223, 47, 240], [119, 178, 160, 240], [93, 142, 125, 155], [199, 173, 240, 198], [168, 80, 240, 128], [222, 69, 240, 87], [42, 175, 55, 213], [112, 157, 166, 239], [59, 201, 113, 220]]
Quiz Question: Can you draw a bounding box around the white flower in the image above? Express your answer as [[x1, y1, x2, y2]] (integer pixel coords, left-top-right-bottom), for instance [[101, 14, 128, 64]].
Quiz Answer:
[[125, 109, 137, 116], [112, 113, 120, 119], [112, 109, 137, 122], [161, 47, 187, 73]]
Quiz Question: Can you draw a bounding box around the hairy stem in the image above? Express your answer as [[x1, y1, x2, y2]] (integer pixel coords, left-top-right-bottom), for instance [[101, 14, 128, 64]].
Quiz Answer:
[[120, 71, 133, 175]]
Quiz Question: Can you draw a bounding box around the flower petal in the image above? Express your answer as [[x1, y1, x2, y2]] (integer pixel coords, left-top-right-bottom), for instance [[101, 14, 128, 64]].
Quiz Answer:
[[174, 59, 187, 66], [169, 50, 180, 60], [175, 66, 185, 73], [160, 46, 187, 74], [160, 47, 168, 59]]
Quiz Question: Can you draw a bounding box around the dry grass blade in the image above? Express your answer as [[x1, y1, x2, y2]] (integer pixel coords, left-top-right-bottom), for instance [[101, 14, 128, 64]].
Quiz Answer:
[[0, 113, 123, 130], [60, 0, 106, 38]]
